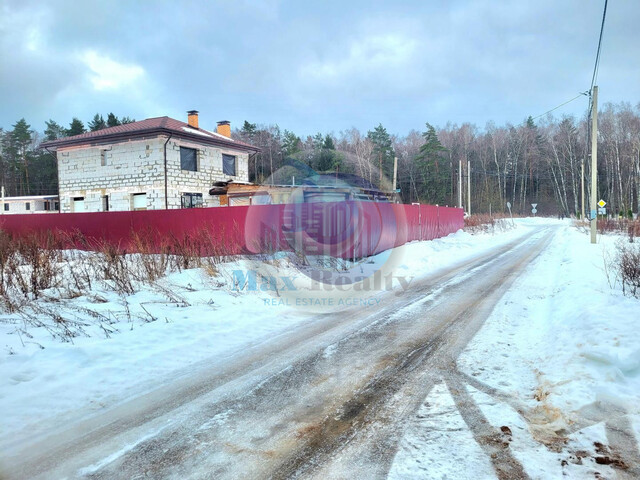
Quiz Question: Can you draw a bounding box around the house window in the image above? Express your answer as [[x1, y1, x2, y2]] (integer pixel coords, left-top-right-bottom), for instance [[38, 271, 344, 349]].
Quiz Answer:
[[54, 202, 59, 211], [44, 201, 50, 211], [3, 204, 8, 211], [25, 202, 31, 211], [102, 195, 109, 212], [132, 193, 147, 211], [222, 154, 236, 176], [73, 197, 85, 212], [181, 192, 203, 209], [100, 149, 108, 166], [180, 147, 197, 172]]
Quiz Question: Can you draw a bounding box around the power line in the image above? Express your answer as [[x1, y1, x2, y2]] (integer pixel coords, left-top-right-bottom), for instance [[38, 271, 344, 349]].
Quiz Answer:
[[590, 0, 609, 92], [532, 93, 588, 120], [583, 0, 609, 207], [532, 1, 608, 124]]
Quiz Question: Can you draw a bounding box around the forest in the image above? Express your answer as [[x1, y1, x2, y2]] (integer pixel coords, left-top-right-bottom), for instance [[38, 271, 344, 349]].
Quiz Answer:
[[1, 104, 639, 217]]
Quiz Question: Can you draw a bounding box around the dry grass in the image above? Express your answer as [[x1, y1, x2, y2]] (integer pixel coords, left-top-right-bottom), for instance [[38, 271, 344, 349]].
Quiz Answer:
[[463, 213, 515, 234], [0, 226, 236, 342], [596, 218, 640, 240]]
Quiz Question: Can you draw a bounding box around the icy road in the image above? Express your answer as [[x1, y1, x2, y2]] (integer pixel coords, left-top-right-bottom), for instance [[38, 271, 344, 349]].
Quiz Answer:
[[2, 222, 639, 479]]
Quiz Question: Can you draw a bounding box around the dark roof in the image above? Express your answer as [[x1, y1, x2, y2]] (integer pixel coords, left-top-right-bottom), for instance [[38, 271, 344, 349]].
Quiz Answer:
[[40, 116, 259, 153]]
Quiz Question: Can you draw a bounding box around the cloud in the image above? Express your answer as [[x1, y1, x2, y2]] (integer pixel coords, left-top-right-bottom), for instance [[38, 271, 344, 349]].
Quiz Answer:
[[300, 34, 418, 85], [0, 0, 638, 135], [80, 51, 145, 91]]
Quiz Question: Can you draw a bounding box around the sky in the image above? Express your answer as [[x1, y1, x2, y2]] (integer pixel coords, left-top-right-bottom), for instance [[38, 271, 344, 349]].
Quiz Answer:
[[1, 0, 638, 137]]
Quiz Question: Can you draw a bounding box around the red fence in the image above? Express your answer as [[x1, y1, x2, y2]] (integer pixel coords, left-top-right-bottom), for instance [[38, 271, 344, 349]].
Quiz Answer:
[[0, 203, 463, 258]]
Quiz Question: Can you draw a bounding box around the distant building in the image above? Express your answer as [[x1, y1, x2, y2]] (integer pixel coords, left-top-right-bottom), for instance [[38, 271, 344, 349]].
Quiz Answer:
[[210, 173, 397, 206], [0, 195, 59, 215], [40, 111, 258, 213]]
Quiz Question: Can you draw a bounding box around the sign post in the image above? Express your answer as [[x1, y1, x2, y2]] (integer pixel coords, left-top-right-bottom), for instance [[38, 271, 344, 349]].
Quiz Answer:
[[597, 199, 606, 217], [531, 203, 537, 216], [506, 201, 514, 226]]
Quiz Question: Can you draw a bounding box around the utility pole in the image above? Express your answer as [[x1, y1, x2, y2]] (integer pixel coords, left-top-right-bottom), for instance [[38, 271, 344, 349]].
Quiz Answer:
[[392, 156, 398, 192], [590, 86, 598, 244], [467, 160, 471, 215], [458, 159, 462, 209], [581, 158, 585, 221]]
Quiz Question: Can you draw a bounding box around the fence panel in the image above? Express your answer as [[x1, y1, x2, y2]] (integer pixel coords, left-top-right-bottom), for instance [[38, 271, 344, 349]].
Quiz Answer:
[[0, 203, 463, 257]]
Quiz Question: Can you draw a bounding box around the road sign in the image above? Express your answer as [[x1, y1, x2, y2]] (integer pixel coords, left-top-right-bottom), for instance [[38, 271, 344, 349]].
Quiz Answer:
[[532, 208, 537, 214], [598, 207, 606, 215], [598, 199, 606, 208], [531, 203, 537, 208], [506, 202, 511, 209]]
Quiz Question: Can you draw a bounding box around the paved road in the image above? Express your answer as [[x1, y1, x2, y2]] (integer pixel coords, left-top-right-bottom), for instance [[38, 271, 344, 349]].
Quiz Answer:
[[2, 226, 558, 480]]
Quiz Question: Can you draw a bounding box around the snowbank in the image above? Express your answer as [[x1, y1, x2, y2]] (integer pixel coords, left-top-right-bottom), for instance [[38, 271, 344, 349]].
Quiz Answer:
[[396, 224, 640, 478]]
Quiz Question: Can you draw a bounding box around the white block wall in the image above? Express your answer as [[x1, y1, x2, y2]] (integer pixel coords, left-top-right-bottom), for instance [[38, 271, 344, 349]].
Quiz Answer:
[[0, 199, 55, 214], [57, 135, 249, 212]]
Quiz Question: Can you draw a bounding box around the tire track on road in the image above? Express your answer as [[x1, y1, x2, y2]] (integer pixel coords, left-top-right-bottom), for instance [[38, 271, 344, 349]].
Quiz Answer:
[[3, 227, 556, 480]]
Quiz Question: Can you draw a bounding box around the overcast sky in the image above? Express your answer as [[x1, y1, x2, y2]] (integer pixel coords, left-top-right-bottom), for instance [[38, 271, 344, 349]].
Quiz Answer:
[[1, 0, 638, 137]]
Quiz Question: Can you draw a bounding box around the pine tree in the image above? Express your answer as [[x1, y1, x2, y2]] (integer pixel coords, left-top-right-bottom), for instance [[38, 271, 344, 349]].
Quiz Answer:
[[67, 118, 86, 136], [415, 123, 448, 204], [322, 134, 335, 150], [88, 113, 106, 131], [241, 120, 257, 137], [11, 119, 33, 195], [282, 130, 302, 157], [44, 120, 66, 140], [367, 124, 394, 184], [313, 135, 341, 172], [312, 133, 324, 151], [106, 113, 121, 127], [120, 116, 135, 124]]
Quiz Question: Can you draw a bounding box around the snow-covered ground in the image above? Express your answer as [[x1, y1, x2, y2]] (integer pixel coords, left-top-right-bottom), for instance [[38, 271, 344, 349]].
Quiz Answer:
[[390, 223, 640, 479], [0, 218, 532, 444], [1, 218, 638, 479]]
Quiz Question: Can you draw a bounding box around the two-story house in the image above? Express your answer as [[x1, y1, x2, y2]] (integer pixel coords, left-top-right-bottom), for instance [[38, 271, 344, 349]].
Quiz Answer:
[[40, 111, 258, 212]]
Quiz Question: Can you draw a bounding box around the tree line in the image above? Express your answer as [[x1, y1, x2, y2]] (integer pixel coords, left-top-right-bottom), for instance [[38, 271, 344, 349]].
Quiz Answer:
[[235, 102, 640, 216], [1, 105, 639, 217], [0, 113, 134, 196]]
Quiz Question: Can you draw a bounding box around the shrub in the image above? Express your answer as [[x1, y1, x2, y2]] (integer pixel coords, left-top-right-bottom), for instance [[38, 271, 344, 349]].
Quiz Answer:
[[464, 214, 513, 234], [598, 218, 640, 237], [614, 241, 640, 297]]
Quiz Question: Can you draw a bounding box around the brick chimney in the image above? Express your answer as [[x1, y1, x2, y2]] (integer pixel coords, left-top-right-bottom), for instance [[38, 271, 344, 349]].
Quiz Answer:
[[187, 110, 199, 128], [217, 120, 231, 138]]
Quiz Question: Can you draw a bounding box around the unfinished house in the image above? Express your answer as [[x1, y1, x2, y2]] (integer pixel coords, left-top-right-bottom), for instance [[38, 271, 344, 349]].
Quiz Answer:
[[40, 111, 258, 212]]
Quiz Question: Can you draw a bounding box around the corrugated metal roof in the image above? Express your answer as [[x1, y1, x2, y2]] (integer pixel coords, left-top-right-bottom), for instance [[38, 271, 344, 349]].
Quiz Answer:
[[40, 116, 258, 152]]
